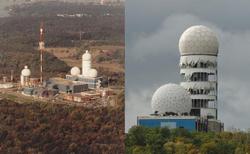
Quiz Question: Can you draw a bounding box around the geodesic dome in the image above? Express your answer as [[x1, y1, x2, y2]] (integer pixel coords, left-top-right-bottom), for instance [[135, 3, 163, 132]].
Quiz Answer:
[[21, 66, 31, 77], [179, 25, 219, 56], [151, 83, 192, 114], [70, 67, 81, 76], [87, 69, 98, 78]]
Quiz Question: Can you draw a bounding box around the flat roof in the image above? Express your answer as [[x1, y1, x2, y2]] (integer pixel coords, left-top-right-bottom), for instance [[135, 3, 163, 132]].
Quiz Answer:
[[50, 77, 73, 85], [137, 115, 198, 120]]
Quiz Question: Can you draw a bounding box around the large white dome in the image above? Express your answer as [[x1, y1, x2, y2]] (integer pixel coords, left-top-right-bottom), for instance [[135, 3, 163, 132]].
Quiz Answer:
[[21, 66, 31, 77], [151, 83, 192, 114], [179, 25, 219, 56], [87, 69, 98, 78], [70, 66, 81, 76], [82, 50, 91, 61]]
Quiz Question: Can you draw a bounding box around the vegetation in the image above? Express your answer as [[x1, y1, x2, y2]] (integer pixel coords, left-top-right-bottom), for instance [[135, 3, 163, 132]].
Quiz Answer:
[[0, 51, 70, 80], [0, 1, 124, 79], [0, 98, 124, 153], [2, 1, 124, 48], [126, 126, 250, 154]]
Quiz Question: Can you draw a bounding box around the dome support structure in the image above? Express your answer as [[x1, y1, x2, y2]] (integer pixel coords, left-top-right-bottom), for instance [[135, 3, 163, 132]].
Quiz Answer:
[[179, 25, 219, 120]]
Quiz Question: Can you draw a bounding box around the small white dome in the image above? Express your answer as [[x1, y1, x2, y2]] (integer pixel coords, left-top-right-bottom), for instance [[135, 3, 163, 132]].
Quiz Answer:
[[70, 67, 81, 76], [82, 50, 91, 61], [87, 69, 98, 78], [151, 83, 192, 114], [179, 25, 219, 56], [21, 66, 31, 76]]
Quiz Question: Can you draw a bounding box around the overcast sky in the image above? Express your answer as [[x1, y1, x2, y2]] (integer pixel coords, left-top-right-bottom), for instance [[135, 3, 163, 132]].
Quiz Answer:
[[0, 1, 12, 17], [125, 0, 250, 132]]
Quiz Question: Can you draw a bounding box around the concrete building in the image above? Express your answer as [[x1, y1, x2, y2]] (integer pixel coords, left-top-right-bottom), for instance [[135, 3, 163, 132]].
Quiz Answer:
[[22, 87, 34, 96], [45, 77, 88, 93], [22, 87, 58, 98], [0, 76, 13, 89], [66, 50, 102, 89], [0, 83, 13, 89], [20, 66, 31, 87]]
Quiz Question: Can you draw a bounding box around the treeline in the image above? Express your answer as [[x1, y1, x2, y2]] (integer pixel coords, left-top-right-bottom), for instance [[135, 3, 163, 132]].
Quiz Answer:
[[0, 15, 124, 50], [126, 126, 250, 154], [0, 98, 124, 153], [8, 1, 124, 17]]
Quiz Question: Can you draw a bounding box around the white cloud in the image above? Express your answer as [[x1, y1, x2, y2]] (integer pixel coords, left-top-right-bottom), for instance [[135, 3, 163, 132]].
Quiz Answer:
[[125, 89, 153, 132], [129, 14, 218, 60]]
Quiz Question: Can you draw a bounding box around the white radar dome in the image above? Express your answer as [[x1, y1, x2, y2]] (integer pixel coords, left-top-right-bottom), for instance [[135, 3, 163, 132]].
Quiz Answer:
[[82, 50, 91, 61], [70, 67, 81, 76], [88, 69, 98, 78], [179, 25, 219, 56], [151, 83, 192, 114], [21, 66, 31, 77]]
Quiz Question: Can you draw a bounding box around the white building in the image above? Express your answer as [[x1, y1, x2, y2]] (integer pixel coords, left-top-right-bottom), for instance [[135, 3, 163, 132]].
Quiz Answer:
[[20, 66, 31, 87], [179, 25, 219, 119], [66, 50, 101, 89]]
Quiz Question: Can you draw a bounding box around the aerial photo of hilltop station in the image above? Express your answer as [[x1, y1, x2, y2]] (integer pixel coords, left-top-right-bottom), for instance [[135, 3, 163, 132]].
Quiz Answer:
[[0, 0, 124, 153]]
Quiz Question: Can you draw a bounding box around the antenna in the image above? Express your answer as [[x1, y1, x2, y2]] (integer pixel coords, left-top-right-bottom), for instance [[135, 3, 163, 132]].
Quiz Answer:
[[80, 31, 85, 41], [39, 21, 45, 84], [100, 0, 104, 5], [80, 31, 82, 41], [11, 70, 14, 82]]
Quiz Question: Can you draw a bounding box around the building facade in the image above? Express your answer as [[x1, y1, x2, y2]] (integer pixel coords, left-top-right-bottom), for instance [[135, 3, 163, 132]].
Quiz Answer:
[[179, 25, 219, 119]]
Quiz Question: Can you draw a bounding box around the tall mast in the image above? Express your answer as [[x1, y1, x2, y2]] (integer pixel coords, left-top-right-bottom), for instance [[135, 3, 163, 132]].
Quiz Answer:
[[39, 22, 45, 84]]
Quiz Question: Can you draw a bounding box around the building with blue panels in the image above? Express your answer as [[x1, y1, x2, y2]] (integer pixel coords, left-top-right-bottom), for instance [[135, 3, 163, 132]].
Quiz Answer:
[[136, 83, 223, 132], [137, 115, 223, 132], [138, 116, 198, 131]]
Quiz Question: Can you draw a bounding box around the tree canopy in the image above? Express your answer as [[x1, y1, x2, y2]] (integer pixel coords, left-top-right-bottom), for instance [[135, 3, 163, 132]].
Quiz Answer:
[[126, 126, 250, 154]]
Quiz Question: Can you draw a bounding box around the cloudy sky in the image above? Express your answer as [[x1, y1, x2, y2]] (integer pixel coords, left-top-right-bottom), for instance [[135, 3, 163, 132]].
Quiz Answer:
[[0, 1, 12, 17], [125, 0, 250, 132]]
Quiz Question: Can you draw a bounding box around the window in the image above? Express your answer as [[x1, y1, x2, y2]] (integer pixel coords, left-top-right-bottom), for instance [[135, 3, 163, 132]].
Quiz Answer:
[[200, 62, 204, 68], [161, 122, 176, 129]]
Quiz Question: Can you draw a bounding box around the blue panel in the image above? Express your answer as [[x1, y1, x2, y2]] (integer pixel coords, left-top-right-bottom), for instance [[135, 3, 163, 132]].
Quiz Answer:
[[138, 118, 196, 131]]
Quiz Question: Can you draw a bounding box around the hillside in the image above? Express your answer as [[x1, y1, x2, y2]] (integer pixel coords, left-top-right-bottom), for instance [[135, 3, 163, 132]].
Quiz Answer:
[[0, 96, 124, 153], [0, 1, 124, 80]]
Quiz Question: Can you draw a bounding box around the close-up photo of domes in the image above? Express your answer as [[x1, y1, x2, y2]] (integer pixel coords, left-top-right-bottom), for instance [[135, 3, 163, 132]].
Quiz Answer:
[[125, 0, 250, 153]]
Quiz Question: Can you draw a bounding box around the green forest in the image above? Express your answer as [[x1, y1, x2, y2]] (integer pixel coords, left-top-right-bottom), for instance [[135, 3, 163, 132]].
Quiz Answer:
[[125, 126, 250, 154]]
